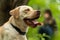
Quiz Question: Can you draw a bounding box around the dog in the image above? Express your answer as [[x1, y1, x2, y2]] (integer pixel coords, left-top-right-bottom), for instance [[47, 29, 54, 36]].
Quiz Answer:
[[0, 5, 40, 40]]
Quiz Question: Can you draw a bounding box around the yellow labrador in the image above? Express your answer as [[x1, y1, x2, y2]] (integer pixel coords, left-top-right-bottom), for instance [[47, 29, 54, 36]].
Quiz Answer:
[[0, 5, 40, 40]]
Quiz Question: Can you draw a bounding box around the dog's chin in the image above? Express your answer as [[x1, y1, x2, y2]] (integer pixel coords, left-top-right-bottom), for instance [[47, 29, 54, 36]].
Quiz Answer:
[[23, 16, 40, 28]]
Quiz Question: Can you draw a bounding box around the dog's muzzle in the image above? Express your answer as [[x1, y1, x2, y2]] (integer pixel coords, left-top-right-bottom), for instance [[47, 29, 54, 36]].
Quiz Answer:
[[24, 11, 40, 27]]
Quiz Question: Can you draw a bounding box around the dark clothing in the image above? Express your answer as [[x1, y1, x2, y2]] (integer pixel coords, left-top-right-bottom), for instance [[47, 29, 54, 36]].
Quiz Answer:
[[39, 25, 53, 40], [39, 25, 53, 36], [38, 18, 57, 40], [43, 18, 57, 31]]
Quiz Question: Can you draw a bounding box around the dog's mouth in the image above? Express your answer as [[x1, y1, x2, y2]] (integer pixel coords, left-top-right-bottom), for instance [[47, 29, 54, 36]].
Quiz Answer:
[[24, 15, 40, 28]]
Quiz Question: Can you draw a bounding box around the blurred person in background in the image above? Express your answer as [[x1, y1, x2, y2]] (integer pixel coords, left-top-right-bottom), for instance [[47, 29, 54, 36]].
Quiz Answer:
[[38, 9, 57, 40]]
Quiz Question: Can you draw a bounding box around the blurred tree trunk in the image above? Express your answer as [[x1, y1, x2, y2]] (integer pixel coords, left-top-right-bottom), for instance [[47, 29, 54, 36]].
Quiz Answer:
[[0, 0, 29, 26]]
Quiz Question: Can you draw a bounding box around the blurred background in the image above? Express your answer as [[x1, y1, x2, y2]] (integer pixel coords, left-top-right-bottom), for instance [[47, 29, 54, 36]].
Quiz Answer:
[[27, 0, 60, 40]]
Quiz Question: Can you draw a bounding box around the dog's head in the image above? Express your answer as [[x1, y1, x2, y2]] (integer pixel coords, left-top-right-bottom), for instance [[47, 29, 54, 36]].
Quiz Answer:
[[10, 5, 40, 27]]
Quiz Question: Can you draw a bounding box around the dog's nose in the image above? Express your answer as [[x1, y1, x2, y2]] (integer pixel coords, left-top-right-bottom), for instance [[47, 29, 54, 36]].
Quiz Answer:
[[37, 11, 40, 15]]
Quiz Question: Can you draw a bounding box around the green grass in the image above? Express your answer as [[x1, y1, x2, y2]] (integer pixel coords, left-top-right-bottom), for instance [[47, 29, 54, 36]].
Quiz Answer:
[[27, 0, 60, 40]]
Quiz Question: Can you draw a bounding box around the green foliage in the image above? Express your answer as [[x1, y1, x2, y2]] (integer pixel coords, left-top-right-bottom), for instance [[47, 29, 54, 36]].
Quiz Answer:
[[27, 0, 60, 40]]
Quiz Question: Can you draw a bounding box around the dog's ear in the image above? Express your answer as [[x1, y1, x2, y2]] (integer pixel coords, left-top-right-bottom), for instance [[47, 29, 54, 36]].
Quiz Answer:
[[10, 7, 20, 18]]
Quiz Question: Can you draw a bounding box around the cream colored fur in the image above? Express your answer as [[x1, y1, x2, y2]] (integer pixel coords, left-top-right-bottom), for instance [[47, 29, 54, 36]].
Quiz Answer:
[[0, 5, 39, 40]]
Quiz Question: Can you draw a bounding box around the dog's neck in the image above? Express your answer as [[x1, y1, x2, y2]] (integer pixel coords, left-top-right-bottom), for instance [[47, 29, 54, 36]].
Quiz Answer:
[[9, 16, 29, 32]]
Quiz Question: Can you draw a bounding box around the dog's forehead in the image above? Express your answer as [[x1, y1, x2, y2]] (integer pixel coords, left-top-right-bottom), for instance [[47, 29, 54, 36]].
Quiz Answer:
[[20, 6, 33, 11]]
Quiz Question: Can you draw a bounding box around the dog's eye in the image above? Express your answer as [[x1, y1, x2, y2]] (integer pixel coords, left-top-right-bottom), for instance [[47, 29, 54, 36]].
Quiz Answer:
[[25, 9, 30, 11], [24, 9, 30, 14]]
